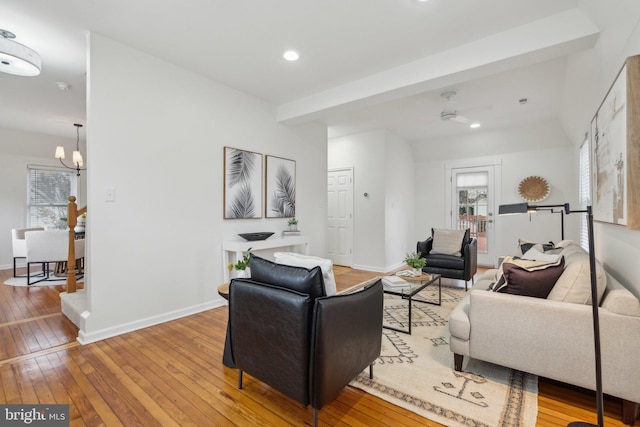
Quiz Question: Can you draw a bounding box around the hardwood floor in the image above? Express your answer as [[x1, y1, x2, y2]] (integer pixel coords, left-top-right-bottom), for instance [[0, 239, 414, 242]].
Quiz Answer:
[[0, 266, 634, 426]]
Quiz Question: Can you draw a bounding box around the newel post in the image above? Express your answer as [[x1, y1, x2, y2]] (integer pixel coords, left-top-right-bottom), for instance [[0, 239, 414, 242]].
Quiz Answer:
[[66, 196, 78, 293]]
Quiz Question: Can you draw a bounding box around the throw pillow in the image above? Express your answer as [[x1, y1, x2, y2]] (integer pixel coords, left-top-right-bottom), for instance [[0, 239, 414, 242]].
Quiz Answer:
[[274, 252, 337, 296], [248, 254, 325, 299], [431, 228, 467, 256], [516, 238, 555, 256], [521, 247, 561, 263], [496, 256, 565, 298]]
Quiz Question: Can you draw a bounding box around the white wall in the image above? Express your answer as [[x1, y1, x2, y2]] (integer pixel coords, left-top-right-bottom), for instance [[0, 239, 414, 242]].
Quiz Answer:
[[82, 33, 327, 342], [559, 0, 640, 296], [413, 118, 577, 265], [384, 132, 415, 268], [0, 128, 87, 269], [328, 130, 415, 271]]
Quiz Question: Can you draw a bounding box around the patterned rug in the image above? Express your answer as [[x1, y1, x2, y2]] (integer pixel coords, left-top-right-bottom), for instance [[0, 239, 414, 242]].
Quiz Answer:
[[350, 285, 538, 427]]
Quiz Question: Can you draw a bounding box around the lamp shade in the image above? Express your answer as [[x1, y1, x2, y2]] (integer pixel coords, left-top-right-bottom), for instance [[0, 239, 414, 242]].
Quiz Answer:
[[498, 203, 529, 215], [72, 150, 83, 166], [55, 146, 65, 159], [0, 35, 41, 77]]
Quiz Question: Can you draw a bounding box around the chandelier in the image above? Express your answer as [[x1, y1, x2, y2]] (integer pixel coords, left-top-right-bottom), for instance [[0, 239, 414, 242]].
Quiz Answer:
[[55, 124, 86, 176]]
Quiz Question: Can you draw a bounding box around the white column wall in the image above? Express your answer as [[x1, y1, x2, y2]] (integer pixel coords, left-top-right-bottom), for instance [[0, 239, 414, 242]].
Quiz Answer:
[[83, 33, 327, 342], [384, 132, 415, 270]]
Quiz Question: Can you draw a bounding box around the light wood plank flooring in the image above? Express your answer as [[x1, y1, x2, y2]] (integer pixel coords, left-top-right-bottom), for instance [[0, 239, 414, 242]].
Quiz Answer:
[[0, 266, 634, 426]]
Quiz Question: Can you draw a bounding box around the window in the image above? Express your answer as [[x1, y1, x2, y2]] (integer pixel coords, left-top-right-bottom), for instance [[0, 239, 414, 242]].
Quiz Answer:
[[579, 137, 591, 251], [27, 166, 77, 228]]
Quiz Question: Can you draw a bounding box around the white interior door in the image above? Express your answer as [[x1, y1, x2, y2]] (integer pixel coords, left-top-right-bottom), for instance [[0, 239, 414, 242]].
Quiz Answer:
[[449, 165, 497, 267], [327, 168, 353, 266]]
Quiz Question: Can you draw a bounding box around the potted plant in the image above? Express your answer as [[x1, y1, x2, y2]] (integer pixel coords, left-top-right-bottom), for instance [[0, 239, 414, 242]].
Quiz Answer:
[[403, 252, 426, 276], [287, 218, 298, 231], [228, 248, 252, 278]]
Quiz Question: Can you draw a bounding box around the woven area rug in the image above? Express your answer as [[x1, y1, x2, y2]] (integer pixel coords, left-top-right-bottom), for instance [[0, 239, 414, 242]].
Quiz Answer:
[[351, 285, 538, 427]]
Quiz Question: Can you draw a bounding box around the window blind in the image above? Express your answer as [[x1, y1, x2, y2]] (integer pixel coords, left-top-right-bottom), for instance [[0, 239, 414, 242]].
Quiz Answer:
[[27, 165, 77, 227], [578, 138, 591, 251]]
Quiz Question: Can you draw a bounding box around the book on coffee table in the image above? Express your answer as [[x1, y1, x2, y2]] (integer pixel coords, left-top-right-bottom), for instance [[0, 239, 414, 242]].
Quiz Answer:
[[382, 275, 408, 287]]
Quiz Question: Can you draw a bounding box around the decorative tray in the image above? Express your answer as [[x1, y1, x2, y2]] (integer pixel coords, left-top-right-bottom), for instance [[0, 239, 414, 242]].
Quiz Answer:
[[238, 232, 275, 241]]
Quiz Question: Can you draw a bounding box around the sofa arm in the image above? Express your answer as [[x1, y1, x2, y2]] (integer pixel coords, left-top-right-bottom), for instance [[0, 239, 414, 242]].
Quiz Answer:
[[230, 280, 312, 406], [417, 237, 433, 257], [310, 280, 383, 410]]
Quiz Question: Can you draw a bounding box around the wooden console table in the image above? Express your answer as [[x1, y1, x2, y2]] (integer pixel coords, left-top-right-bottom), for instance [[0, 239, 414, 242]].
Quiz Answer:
[[222, 236, 309, 282]]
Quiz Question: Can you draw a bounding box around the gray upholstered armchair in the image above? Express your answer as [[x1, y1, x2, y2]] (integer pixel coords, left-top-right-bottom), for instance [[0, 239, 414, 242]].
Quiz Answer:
[[417, 228, 478, 290], [228, 255, 383, 427]]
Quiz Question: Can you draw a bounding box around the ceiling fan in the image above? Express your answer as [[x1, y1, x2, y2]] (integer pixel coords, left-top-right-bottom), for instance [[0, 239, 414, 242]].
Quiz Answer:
[[440, 90, 471, 124]]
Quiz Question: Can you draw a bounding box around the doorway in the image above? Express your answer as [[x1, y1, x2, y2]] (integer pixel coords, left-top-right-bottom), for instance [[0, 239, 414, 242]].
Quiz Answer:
[[327, 168, 354, 266], [446, 162, 500, 267]]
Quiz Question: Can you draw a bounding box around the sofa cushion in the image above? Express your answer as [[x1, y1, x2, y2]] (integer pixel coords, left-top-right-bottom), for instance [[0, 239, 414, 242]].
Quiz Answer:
[[424, 253, 465, 270], [546, 244, 607, 305], [516, 238, 555, 256], [431, 228, 467, 256], [249, 254, 325, 299], [274, 252, 337, 296]]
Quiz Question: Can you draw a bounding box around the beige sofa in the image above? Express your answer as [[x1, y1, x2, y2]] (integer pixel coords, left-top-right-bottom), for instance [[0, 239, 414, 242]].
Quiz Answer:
[[449, 241, 640, 424]]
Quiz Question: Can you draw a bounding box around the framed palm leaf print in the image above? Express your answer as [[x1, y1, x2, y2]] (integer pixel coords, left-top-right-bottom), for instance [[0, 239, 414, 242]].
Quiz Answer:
[[224, 147, 262, 219], [265, 155, 296, 218]]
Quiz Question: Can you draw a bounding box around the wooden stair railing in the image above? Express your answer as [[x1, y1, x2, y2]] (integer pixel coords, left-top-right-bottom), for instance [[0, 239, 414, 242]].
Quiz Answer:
[[66, 196, 86, 293]]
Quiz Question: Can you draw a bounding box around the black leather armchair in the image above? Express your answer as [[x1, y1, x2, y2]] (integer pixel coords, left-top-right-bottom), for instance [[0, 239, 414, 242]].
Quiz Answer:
[[417, 228, 478, 291], [228, 255, 383, 427]]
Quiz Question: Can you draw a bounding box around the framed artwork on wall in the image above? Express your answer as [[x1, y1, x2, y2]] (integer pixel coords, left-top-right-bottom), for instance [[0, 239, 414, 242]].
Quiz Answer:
[[224, 147, 262, 219], [590, 54, 640, 230], [265, 155, 296, 218]]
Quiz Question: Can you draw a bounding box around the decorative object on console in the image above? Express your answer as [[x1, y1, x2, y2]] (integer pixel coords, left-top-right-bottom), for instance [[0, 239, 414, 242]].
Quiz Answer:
[[499, 202, 604, 427], [227, 247, 252, 278], [287, 217, 298, 231], [591, 54, 640, 230], [55, 124, 86, 177], [0, 29, 41, 76], [237, 232, 274, 241], [224, 147, 262, 219], [265, 155, 295, 218], [518, 176, 550, 202]]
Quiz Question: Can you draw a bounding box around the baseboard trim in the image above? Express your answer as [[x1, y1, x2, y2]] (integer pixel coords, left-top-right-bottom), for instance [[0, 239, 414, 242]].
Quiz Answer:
[[352, 261, 405, 273], [76, 298, 227, 345]]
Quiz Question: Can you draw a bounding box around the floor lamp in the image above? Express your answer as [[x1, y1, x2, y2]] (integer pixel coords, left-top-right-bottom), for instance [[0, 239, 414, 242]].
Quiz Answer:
[[498, 202, 603, 427]]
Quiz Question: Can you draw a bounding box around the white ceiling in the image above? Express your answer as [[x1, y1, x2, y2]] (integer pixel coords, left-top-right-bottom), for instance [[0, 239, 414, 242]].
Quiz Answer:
[[0, 0, 600, 143]]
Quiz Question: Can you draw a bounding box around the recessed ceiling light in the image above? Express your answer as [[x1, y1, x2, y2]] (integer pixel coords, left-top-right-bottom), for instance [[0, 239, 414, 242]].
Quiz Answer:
[[470, 123, 481, 129], [283, 50, 299, 62]]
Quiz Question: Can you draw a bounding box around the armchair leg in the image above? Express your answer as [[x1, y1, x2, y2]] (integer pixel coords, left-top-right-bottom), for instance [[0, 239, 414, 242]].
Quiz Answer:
[[621, 399, 639, 425], [313, 408, 318, 427], [238, 370, 243, 389], [369, 364, 373, 380], [464, 281, 468, 291]]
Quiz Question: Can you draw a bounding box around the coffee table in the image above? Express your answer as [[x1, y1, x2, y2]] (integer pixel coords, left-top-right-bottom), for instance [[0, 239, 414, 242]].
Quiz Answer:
[[382, 273, 441, 334]]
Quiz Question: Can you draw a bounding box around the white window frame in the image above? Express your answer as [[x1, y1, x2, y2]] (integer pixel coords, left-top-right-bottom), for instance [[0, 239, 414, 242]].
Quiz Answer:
[[27, 165, 78, 228]]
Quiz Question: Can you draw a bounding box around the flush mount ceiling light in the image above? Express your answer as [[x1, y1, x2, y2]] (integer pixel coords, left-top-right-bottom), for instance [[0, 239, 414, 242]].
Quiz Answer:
[[55, 124, 86, 176], [0, 29, 41, 77], [469, 122, 481, 129], [283, 50, 300, 62]]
